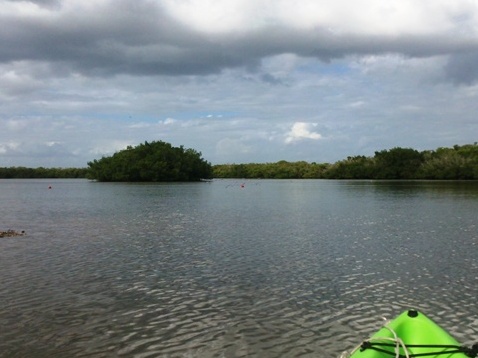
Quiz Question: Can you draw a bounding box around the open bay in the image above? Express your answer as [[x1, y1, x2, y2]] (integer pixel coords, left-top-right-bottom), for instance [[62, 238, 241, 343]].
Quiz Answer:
[[1, 179, 477, 357]]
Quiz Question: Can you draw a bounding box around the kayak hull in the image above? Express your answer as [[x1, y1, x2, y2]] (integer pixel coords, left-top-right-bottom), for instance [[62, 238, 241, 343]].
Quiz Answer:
[[348, 310, 470, 358]]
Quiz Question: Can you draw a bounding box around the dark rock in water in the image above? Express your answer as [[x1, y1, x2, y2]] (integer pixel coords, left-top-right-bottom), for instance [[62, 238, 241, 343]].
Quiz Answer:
[[0, 230, 26, 238]]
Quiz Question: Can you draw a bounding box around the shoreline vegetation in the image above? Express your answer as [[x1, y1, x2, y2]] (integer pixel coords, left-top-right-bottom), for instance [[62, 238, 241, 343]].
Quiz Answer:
[[214, 143, 478, 180], [0, 143, 477, 181], [86, 141, 213, 182], [0, 167, 88, 179]]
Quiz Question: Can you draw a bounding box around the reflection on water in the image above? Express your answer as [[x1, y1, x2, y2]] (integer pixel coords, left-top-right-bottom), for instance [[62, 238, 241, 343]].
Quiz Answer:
[[0, 179, 477, 357]]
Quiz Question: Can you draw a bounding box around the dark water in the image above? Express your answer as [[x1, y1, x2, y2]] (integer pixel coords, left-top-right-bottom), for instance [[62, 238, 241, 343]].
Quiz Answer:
[[1, 179, 477, 357]]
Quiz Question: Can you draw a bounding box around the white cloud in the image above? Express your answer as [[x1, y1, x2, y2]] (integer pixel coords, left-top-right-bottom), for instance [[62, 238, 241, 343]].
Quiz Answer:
[[163, 118, 177, 125], [285, 122, 322, 144], [88, 140, 134, 157], [161, 0, 478, 35], [128, 122, 152, 129], [347, 101, 365, 108], [0, 142, 20, 154]]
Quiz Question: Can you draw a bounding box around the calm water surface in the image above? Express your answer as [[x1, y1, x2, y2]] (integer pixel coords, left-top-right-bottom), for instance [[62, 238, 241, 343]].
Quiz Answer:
[[1, 179, 477, 357]]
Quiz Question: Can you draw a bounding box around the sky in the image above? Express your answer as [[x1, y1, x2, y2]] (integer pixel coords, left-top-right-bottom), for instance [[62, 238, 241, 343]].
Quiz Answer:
[[1, 0, 478, 168]]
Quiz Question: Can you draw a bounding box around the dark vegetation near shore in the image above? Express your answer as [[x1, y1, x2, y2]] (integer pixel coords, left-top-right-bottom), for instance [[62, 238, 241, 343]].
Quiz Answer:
[[1, 143, 477, 180], [0, 167, 88, 179], [213, 144, 478, 180], [87, 140, 213, 182]]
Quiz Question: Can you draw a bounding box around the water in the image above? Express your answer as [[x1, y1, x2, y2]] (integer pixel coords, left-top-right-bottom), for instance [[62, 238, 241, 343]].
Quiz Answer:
[[1, 179, 477, 357]]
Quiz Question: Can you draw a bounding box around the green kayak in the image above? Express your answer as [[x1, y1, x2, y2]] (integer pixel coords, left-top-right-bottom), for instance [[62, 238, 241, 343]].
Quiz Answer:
[[344, 310, 477, 358]]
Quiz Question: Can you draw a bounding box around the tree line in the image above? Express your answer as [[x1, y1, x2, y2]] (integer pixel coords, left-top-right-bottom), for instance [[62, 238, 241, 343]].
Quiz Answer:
[[86, 140, 213, 181], [1, 143, 477, 180], [0, 166, 88, 179], [213, 144, 478, 180]]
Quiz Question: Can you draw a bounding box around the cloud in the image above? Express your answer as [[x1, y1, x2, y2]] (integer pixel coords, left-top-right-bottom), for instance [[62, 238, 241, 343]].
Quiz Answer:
[[163, 118, 177, 125], [88, 140, 135, 157], [5, 0, 61, 8], [0, 139, 75, 165], [216, 138, 253, 157], [162, 0, 478, 36], [0, 142, 20, 155], [2, 0, 478, 79], [285, 122, 322, 143], [1, 1, 478, 167], [347, 101, 366, 108], [445, 51, 478, 84]]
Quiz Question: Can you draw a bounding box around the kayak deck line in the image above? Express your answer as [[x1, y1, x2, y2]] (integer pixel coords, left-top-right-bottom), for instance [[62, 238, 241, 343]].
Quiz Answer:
[[342, 310, 478, 358], [358, 341, 476, 357]]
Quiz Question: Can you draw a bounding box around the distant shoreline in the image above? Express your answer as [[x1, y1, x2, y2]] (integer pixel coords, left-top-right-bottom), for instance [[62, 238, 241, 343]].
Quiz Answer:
[[2, 143, 477, 181]]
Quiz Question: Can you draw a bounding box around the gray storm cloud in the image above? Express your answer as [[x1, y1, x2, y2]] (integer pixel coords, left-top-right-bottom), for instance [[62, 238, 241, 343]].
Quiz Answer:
[[1, 0, 478, 167], [1, 0, 478, 83]]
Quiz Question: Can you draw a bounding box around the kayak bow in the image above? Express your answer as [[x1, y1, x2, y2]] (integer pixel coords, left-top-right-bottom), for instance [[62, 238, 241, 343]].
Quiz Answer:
[[344, 310, 477, 358]]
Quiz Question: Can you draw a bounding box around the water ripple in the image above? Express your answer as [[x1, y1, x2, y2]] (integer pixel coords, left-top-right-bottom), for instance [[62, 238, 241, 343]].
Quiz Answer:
[[1, 180, 477, 357]]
